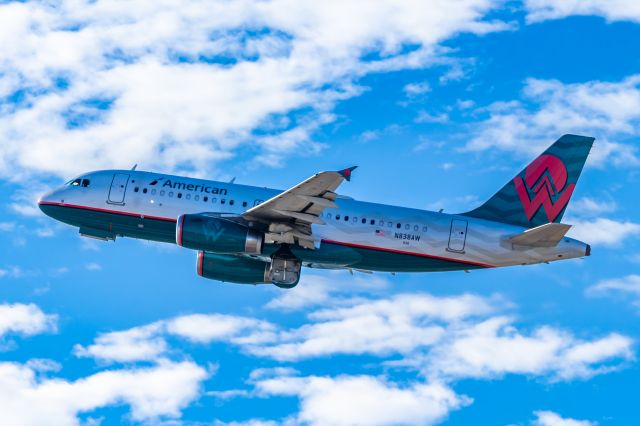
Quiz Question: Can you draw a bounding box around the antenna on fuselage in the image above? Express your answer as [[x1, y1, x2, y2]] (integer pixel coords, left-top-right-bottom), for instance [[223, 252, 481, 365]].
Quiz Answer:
[[229, 177, 236, 184], [131, 164, 138, 171]]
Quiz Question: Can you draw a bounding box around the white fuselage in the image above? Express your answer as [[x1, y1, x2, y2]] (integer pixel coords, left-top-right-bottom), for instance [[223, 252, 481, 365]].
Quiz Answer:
[[38, 170, 590, 272]]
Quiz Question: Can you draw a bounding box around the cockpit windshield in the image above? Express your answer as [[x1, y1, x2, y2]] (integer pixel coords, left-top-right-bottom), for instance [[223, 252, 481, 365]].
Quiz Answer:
[[66, 178, 90, 187]]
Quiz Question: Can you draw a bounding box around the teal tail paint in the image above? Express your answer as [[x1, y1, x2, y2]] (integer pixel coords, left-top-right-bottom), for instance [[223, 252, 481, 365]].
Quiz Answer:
[[463, 134, 595, 228]]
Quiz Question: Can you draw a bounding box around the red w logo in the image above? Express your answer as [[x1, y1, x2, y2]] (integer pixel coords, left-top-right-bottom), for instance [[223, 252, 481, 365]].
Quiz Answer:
[[513, 154, 575, 223]]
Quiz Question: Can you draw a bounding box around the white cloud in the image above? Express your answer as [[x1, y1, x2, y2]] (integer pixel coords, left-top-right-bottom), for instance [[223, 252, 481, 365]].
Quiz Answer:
[[0, 0, 506, 180], [85, 262, 102, 271], [74, 323, 167, 363], [0, 303, 57, 339], [255, 374, 470, 426], [74, 313, 276, 363], [0, 266, 36, 279], [265, 272, 388, 311], [0, 360, 208, 426], [425, 316, 634, 381], [166, 313, 276, 345], [78, 291, 633, 385], [415, 110, 449, 123], [0, 222, 15, 232], [533, 410, 596, 426], [526, 0, 640, 23], [251, 293, 498, 361], [466, 76, 640, 167], [404, 81, 431, 97], [570, 197, 617, 216], [586, 274, 640, 308], [567, 218, 640, 246]]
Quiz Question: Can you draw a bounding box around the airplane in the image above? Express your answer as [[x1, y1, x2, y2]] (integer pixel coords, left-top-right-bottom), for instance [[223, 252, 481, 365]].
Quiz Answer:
[[39, 134, 593, 288]]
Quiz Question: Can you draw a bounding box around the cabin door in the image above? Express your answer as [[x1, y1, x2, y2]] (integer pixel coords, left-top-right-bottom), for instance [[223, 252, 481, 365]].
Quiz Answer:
[[107, 173, 130, 205], [448, 219, 468, 252]]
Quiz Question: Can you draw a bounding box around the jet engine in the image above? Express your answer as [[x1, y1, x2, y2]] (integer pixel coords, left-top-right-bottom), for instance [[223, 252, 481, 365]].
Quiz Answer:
[[197, 251, 301, 288], [177, 214, 263, 254], [197, 252, 271, 284]]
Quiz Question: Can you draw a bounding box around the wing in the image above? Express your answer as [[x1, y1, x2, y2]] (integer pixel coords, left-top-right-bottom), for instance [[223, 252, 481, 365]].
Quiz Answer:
[[243, 167, 357, 249]]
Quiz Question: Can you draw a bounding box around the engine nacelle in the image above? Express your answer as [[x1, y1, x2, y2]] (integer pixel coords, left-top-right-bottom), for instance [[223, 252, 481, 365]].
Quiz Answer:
[[196, 251, 302, 288], [177, 214, 263, 254], [197, 252, 271, 284]]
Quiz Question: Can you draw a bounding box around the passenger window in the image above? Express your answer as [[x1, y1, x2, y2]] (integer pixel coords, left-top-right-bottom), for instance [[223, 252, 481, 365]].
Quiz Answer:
[[336, 215, 341, 220], [242, 201, 247, 207], [169, 192, 174, 197], [370, 219, 375, 225], [177, 193, 182, 199], [387, 221, 392, 227], [81, 179, 90, 187], [414, 225, 419, 231], [203, 196, 208, 202], [352, 217, 357, 223], [405, 224, 410, 230], [362, 218, 366, 224], [151, 189, 156, 195], [422, 226, 428, 232], [326, 213, 332, 219], [194, 195, 199, 201], [143, 188, 148, 194], [230, 200, 235, 206], [160, 190, 165, 196], [396, 223, 401, 229], [134, 187, 139, 192], [221, 199, 226, 204], [344, 216, 349, 221], [212, 198, 217, 203], [379, 220, 384, 226], [187, 194, 192, 200]]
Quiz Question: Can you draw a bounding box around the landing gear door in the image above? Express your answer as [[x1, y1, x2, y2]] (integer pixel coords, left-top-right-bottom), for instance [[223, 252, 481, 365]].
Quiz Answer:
[[448, 219, 468, 253], [108, 173, 130, 205]]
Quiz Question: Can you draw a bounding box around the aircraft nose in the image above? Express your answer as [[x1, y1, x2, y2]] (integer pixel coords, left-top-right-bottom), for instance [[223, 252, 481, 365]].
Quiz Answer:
[[38, 189, 60, 218]]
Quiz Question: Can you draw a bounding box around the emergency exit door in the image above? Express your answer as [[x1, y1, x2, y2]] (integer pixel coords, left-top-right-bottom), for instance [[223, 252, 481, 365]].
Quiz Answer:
[[107, 173, 130, 205], [448, 219, 468, 252]]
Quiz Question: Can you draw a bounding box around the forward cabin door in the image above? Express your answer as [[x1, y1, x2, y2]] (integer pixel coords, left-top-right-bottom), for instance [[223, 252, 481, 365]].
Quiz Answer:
[[107, 173, 130, 205], [448, 219, 468, 252]]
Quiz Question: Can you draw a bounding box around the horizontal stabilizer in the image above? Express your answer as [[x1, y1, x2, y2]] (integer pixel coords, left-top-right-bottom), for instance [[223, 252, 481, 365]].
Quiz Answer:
[[506, 223, 571, 247]]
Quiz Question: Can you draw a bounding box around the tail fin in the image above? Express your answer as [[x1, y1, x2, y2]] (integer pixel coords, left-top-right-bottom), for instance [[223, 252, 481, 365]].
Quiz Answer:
[[462, 134, 594, 228]]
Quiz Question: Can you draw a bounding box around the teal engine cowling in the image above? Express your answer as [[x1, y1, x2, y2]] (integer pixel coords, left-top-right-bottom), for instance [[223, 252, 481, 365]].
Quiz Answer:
[[196, 251, 301, 288], [177, 214, 263, 254], [197, 252, 270, 284]]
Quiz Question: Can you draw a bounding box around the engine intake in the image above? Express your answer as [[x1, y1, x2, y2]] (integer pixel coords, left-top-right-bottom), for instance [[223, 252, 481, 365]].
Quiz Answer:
[[197, 252, 271, 284], [177, 214, 263, 254]]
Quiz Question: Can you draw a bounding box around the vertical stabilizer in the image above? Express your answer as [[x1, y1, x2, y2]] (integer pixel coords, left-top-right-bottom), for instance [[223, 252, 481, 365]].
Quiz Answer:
[[462, 134, 594, 228]]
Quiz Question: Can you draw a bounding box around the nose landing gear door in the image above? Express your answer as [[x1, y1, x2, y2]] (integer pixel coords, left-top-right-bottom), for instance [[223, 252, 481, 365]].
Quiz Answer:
[[447, 219, 468, 253], [107, 173, 130, 205]]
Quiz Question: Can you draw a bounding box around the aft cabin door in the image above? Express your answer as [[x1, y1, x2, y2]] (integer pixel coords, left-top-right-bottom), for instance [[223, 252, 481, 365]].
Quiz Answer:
[[108, 173, 130, 205], [448, 219, 468, 253]]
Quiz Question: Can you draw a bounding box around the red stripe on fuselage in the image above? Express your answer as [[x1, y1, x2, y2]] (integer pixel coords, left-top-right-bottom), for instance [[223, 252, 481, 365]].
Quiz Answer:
[[321, 239, 494, 268], [38, 201, 177, 223]]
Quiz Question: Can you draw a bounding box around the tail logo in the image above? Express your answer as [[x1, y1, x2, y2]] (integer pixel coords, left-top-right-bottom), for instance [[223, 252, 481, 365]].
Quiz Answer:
[[513, 154, 575, 222]]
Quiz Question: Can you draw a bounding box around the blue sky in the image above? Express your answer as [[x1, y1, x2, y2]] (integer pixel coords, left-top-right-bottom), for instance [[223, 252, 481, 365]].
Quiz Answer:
[[1, 1, 640, 425]]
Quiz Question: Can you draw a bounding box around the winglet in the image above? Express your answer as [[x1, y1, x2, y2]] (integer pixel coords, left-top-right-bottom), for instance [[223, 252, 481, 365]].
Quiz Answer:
[[338, 166, 358, 182]]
